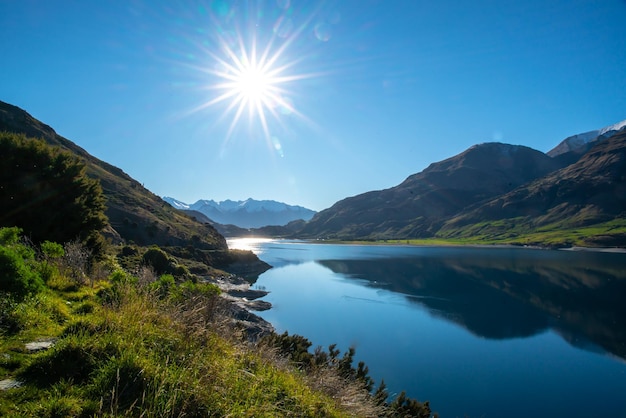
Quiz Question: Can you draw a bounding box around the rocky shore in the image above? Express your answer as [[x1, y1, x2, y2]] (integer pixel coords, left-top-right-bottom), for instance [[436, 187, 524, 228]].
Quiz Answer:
[[208, 274, 275, 341]]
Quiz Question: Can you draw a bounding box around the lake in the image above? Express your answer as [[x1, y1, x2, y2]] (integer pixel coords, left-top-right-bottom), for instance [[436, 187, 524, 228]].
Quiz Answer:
[[228, 238, 626, 418]]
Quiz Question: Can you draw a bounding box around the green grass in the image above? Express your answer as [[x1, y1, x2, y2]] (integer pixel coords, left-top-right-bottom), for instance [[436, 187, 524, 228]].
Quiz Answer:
[[0, 273, 374, 417], [328, 218, 626, 249], [435, 218, 626, 248]]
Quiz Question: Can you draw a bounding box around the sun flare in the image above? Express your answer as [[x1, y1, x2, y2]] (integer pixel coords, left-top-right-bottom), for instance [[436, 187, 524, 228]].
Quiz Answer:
[[196, 33, 304, 143], [235, 66, 271, 101]]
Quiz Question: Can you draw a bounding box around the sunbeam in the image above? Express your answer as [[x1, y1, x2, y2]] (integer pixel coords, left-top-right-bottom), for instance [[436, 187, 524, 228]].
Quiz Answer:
[[192, 21, 310, 148]]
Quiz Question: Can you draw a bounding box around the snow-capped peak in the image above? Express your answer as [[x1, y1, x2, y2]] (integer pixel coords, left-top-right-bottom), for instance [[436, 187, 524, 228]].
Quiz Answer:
[[161, 196, 317, 228], [598, 119, 626, 136], [162, 196, 189, 210], [547, 118, 626, 157]]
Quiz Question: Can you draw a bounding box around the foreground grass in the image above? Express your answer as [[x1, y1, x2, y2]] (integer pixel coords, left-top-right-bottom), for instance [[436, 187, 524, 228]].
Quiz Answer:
[[1, 227, 437, 417], [0, 276, 371, 417]]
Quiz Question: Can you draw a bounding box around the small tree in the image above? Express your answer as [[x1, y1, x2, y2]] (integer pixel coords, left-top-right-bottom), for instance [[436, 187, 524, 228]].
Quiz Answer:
[[0, 132, 108, 255]]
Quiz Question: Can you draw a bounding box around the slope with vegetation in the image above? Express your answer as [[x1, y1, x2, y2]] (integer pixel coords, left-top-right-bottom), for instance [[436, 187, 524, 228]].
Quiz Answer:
[[438, 130, 626, 247], [0, 132, 108, 256], [299, 143, 562, 240], [297, 127, 626, 247], [0, 227, 435, 417], [0, 100, 226, 251]]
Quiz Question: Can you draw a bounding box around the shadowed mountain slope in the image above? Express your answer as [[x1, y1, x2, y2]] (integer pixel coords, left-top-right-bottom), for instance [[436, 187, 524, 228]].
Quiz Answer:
[[0, 100, 226, 250], [299, 143, 562, 239], [439, 130, 626, 245]]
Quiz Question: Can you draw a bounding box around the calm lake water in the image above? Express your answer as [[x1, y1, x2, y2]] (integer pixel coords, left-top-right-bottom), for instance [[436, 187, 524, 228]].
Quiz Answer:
[[228, 238, 626, 418]]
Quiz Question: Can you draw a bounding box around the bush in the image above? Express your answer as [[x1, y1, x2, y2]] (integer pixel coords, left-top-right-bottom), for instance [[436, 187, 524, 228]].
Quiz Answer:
[[38, 240, 65, 284], [0, 226, 21, 245], [141, 247, 172, 275], [0, 245, 43, 301], [61, 240, 91, 286], [149, 274, 176, 299]]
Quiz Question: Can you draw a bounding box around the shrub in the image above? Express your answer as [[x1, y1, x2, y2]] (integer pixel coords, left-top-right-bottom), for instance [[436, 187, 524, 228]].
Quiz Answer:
[[61, 240, 91, 286], [108, 269, 136, 286], [0, 245, 43, 301], [141, 247, 174, 275], [0, 226, 21, 245], [150, 274, 176, 299], [41, 240, 64, 259], [38, 240, 65, 284]]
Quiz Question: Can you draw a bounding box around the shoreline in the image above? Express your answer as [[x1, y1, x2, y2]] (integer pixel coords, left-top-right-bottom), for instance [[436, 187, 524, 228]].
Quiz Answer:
[[207, 274, 274, 341], [229, 236, 626, 253]]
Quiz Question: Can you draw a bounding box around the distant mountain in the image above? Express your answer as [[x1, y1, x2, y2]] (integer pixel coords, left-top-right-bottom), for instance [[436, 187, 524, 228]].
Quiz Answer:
[[163, 197, 316, 229], [439, 129, 626, 246], [0, 100, 226, 250], [298, 143, 563, 239]]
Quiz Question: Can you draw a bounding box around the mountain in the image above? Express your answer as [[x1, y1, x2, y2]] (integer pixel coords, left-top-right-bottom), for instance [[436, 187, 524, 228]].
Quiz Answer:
[[439, 129, 626, 246], [299, 143, 563, 239], [547, 119, 626, 165], [163, 197, 316, 229], [0, 100, 226, 251]]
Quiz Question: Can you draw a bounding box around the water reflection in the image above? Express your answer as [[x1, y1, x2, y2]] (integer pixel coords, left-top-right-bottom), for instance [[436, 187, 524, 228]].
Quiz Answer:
[[317, 249, 626, 360]]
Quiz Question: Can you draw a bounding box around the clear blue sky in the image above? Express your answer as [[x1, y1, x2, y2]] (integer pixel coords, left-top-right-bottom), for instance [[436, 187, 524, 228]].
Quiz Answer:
[[2, 0, 625, 211]]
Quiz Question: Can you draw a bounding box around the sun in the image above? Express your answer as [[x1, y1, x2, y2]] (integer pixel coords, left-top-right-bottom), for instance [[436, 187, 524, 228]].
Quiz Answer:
[[196, 33, 304, 142], [235, 65, 271, 102]]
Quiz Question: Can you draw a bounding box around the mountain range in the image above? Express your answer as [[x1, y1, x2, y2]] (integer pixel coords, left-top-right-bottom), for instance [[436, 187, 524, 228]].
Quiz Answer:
[[163, 197, 316, 229], [297, 118, 626, 246], [2, 98, 625, 248]]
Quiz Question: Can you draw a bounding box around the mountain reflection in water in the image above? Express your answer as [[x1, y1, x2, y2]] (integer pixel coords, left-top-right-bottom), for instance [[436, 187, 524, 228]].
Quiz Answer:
[[317, 249, 626, 360]]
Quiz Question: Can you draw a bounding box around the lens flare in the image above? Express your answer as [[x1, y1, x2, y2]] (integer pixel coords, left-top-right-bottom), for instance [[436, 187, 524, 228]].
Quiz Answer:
[[190, 11, 320, 150], [178, 1, 331, 156]]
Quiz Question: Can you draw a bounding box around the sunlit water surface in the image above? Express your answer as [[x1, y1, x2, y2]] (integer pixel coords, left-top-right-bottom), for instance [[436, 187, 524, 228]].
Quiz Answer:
[[228, 238, 626, 418]]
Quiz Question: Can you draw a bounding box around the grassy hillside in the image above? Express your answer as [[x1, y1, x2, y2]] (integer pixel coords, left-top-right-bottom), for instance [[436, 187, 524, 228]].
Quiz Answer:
[[0, 230, 435, 417]]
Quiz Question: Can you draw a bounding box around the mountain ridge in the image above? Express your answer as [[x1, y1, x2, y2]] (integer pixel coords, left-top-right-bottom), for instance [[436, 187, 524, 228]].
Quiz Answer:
[[299, 142, 563, 239], [296, 120, 626, 246], [547, 119, 626, 158], [163, 197, 316, 228], [439, 130, 626, 245]]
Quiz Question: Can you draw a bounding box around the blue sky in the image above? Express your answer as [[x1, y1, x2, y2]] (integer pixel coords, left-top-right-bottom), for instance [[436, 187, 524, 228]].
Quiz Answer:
[[2, 0, 625, 211]]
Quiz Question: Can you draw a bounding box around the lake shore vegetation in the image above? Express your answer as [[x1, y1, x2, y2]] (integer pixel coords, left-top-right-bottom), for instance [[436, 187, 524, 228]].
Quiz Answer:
[[0, 227, 436, 417]]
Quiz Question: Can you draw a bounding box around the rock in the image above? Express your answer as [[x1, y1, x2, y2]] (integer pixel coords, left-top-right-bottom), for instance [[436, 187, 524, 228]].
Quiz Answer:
[[208, 275, 274, 341], [241, 299, 272, 311], [227, 301, 274, 341], [25, 339, 55, 352], [226, 289, 269, 300], [0, 379, 22, 390]]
